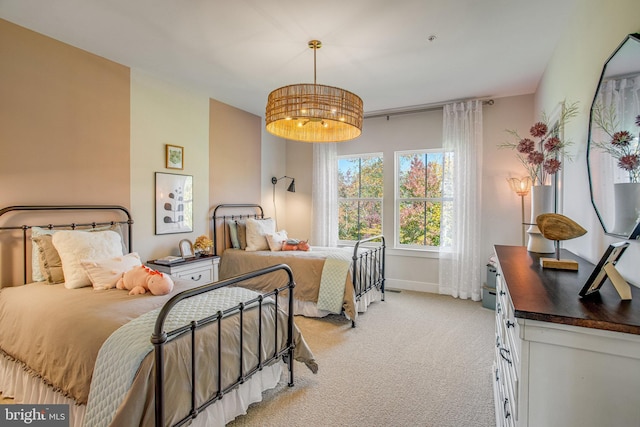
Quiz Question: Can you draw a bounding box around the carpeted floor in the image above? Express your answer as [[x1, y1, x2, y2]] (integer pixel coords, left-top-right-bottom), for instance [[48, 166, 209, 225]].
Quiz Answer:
[[227, 290, 496, 427]]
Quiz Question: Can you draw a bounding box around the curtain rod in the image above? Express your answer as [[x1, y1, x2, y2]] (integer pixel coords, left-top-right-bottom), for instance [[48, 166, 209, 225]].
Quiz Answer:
[[364, 98, 494, 120]]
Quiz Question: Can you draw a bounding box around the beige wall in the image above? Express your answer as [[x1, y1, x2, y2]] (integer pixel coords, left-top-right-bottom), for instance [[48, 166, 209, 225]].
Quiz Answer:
[[210, 99, 262, 207], [0, 18, 130, 207], [535, 0, 640, 284], [130, 70, 210, 261]]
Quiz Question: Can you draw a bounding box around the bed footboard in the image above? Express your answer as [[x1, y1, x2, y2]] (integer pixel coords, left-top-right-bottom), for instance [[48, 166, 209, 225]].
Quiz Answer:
[[350, 235, 385, 327], [151, 264, 296, 427]]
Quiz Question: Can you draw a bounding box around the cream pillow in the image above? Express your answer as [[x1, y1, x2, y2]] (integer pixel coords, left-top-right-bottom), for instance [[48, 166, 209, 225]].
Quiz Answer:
[[266, 230, 288, 251], [81, 252, 142, 290], [52, 230, 124, 289], [245, 218, 276, 251]]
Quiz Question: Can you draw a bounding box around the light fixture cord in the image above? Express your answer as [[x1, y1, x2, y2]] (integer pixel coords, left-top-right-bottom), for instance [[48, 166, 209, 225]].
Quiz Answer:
[[313, 42, 317, 85]]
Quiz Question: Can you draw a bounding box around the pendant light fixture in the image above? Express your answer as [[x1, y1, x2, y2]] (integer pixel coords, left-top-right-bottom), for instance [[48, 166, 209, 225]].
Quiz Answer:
[[265, 40, 363, 143]]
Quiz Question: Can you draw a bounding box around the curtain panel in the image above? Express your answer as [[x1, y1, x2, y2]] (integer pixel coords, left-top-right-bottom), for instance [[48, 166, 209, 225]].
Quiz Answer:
[[311, 143, 339, 246], [439, 100, 483, 300]]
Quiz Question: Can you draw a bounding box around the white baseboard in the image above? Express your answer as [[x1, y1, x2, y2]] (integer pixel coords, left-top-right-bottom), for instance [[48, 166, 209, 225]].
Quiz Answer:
[[384, 278, 438, 294]]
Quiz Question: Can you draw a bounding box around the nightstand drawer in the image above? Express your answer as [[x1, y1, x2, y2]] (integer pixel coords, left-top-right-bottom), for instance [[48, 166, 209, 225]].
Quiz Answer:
[[146, 255, 219, 286], [172, 265, 214, 285]]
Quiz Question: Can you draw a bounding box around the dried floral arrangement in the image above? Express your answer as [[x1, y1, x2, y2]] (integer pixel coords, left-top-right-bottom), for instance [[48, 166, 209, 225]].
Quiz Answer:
[[501, 101, 579, 185], [193, 235, 213, 252], [591, 102, 640, 183]]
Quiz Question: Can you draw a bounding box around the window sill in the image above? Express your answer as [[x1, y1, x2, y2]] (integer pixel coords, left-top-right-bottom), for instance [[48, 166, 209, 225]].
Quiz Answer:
[[386, 247, 441, 259]]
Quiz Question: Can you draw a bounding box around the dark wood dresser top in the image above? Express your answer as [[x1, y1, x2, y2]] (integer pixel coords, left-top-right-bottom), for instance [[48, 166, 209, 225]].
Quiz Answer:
[[494, 245, 640, 335]]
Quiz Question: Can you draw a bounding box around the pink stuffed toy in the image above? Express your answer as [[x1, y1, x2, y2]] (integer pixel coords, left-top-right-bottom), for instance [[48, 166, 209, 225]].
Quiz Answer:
[[116, 265, 174, 296], [282, 239, 310, 251]]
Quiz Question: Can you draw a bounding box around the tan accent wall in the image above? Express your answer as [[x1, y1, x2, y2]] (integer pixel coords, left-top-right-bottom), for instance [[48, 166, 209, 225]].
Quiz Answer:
[[209, 99, 261, 206], [0, 19, 130, 285], [0, 19, 130, 207]]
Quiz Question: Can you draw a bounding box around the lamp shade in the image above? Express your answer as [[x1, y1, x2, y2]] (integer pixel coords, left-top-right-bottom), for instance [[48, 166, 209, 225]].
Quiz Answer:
[[507, 176, 532, 197], [265, 40, 363, 143], [265, 83, 363, 142]]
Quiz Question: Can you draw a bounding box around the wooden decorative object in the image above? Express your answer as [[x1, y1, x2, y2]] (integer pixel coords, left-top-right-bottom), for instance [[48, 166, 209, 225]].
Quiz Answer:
[[536, 213, 587, 270]]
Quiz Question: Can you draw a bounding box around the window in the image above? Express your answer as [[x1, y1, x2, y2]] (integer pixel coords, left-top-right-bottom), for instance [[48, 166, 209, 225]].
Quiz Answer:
[[338, 154, 383, 242], [396, 149, 453, 249]]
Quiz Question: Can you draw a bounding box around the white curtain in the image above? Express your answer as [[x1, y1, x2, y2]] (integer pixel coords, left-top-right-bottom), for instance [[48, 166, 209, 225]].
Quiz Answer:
[[438, 100, 483, 300], [311, 143, 339, 246]]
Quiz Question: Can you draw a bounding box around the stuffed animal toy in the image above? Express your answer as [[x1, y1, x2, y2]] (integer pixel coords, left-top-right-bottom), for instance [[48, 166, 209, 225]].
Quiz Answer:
[[282, 238, 310, 251], [116, 265, 174, 296]]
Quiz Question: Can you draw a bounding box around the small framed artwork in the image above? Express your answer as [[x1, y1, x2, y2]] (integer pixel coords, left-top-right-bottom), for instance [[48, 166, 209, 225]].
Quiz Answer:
[[579, 241, 631, 299], [166, 144, 184, 170], [155, 172, 193, 235], [179, 239, 195, 258]]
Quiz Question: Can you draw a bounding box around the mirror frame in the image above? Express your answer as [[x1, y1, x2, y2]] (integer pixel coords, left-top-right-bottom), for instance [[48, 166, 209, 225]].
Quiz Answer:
[[587, 33, 640, 240]]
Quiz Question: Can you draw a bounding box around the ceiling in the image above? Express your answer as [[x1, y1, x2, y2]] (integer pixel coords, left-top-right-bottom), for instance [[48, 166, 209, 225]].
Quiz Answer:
[[0, 0, 578, 117]]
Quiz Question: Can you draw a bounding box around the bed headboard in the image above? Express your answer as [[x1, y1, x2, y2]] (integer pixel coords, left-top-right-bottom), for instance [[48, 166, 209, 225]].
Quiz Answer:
[[0, 205, 133, 286], [211, 204, 263, 256]]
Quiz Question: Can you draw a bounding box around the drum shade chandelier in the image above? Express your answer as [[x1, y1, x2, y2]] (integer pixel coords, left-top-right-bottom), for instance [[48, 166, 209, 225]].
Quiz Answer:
[[265, 40, 363, 143]]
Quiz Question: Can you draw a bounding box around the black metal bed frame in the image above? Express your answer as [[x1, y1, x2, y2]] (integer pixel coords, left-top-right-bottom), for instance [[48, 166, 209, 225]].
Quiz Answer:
[[211, 203, 386, 327], [0, 205, 298, 427], [0, 205, 133, 284], [151, 264, 296, 427]]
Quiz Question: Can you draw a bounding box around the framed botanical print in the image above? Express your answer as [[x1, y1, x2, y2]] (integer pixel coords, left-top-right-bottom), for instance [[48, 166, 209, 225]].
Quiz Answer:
[[155, 172, 193, 235], [166, 144, 184, 170]]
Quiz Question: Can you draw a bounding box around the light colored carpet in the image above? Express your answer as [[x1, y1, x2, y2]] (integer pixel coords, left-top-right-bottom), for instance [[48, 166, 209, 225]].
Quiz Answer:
[[227, 290, 496, 427]]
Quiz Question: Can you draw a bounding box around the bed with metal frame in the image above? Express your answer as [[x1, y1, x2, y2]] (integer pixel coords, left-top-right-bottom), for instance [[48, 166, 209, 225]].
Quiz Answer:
[[212, 203, 385, 327], [0, 205, 316, 427]]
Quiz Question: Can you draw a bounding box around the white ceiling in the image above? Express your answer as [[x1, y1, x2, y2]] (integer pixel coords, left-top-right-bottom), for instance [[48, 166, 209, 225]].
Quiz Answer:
[[0, 0, 578, 117]]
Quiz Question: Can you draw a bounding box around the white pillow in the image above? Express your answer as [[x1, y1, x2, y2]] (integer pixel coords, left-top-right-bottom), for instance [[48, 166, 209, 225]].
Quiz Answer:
[[244, 218, 276, 251], [266, 230, 288, 251], [52, 230, 124, 289], [81, 252, 142, 290]]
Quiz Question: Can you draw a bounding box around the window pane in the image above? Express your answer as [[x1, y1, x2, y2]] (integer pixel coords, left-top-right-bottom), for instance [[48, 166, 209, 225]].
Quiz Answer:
[[358, 200, 382, 238], [338, 200, 360, 241], [338, 158, 359, 198], [426, 153, 443, 198], [360, 156, 383, 198], [424, 201, 441, 247], [399, 201, 426, 245], [398, 154, 426, 198]]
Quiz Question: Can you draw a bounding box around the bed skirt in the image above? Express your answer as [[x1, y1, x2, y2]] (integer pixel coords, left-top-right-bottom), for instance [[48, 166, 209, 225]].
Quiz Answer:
[[0, 353, 283, 427], [277, 287, 382, 320]]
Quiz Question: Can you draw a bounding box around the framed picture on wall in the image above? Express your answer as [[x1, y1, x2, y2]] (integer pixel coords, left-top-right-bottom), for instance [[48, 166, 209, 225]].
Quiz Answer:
[[166, 144, 184, 170], [155, 172, 193, 235]]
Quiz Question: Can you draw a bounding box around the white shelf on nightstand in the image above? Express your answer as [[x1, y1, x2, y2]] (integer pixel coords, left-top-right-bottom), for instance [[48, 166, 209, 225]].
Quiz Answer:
[[146, 255, 219, 286]]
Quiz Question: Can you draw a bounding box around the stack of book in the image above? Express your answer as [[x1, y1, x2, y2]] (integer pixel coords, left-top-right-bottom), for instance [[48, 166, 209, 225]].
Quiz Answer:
[[153, 256, 184, 265]]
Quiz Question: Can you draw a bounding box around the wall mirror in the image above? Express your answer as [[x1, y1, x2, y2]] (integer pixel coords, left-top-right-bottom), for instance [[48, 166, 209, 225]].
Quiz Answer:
[[587, 33, 640, 239]]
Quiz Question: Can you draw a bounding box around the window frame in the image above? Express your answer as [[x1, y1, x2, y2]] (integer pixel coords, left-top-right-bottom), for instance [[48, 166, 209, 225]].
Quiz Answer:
[[337, 152, 384, 244], [394, 148, 452, 252]]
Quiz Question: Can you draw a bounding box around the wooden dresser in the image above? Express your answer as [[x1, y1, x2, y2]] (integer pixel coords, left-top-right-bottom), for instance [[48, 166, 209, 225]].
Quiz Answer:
[[493, 245, 640, 427]]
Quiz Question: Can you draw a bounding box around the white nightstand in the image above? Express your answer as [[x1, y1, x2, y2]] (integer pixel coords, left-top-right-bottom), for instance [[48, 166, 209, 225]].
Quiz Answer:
[[146, 255, 219, 286]]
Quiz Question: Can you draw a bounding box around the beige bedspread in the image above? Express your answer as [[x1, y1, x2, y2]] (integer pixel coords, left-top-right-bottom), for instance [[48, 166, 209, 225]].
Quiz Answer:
[[218, 248, 357, 319], [0, 278, 316, 426]]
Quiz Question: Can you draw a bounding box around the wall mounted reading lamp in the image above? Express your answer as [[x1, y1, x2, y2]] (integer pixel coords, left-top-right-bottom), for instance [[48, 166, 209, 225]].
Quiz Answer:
[[271, 176, 296, 193]]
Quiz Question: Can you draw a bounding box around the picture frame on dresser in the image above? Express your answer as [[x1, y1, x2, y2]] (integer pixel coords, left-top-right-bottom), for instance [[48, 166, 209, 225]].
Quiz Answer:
[[155, 172, 193, 235], [579, 241, 632, 300], [179, 239, 195, 259]]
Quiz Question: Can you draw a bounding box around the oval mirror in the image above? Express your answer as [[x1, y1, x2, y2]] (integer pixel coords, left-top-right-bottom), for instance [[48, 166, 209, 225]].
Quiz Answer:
[[587, 33, 640, 239]]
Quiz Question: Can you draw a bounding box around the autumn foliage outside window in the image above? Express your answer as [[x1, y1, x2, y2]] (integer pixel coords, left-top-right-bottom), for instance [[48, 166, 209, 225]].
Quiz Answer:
[[338, 154, 383, 241], [397, 150, 453, 248]]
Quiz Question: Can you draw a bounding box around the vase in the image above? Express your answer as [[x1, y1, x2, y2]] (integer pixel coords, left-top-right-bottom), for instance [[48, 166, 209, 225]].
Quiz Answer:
[[526, 185, 555, 253], [611, 182, 640, 236]]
